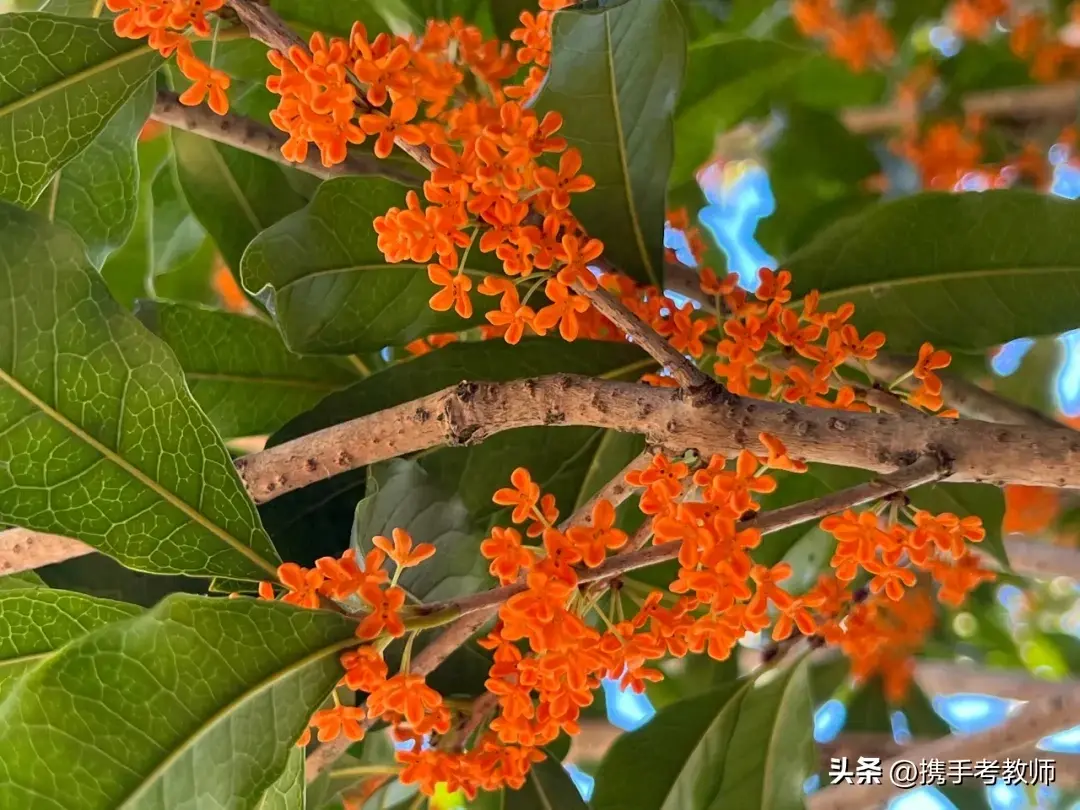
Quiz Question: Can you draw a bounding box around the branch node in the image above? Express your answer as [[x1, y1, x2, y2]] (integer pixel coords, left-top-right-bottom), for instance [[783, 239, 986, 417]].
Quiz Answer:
[[689, 379, 739, 409]]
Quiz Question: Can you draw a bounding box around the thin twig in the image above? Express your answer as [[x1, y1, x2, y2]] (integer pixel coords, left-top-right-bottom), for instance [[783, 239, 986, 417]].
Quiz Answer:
[[415, 455, 947, 623]]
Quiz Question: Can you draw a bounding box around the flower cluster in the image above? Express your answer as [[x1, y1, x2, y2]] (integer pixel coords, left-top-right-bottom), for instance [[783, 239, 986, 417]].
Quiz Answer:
[[791, 0, 895, 72], [264, 436, 995, 799], [106, 0, 231, 113]]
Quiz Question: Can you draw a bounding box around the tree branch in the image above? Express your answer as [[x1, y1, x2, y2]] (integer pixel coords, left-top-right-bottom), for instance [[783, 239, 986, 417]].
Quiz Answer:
[[806, 687, 1080, 810], [233, 375, 1080, 505], [842, 81, 1080, 134], [150, 91, 421, 186], [0, 529, 92, 576]]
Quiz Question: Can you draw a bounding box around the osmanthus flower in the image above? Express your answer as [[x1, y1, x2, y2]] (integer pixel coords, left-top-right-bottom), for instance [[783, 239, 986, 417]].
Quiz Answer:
[[481, 526, 535, 584], [277, 562, 325, 608], [483, 285, 538, 344], [359, 97, 427, 159], [427, 264, 473, 318], [863, 550, 919, 601], [367, 673, 451, 734], [566, 498, 628, 567], [492, 467, 541, 522], [913, 341, 953, 395], [340, 645, 389, 692], [356, 582, 407, 639], [758, 432, 808, 474], [372, 528, 437, 569], [911, 510, 986, 559], [931, 552, 997, 606], [533, 279, 591, 341], [310, 704, 367, 743], [177, 57, 231, 115], [315, 548, 388, 599], [554, 234, 604, 290], [535, 148, 596, 210]]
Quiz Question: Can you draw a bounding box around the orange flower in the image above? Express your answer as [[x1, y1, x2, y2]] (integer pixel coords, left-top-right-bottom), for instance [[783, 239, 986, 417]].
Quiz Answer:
[[493, 468, 541, 523], [535, 148, 595, 209], [340, 645, 389, 692], [428, 265, 473, 318], [481, 526, 536, 584], [316, 548, 388, 599], [359, 97, 427, 159], [566, 499, 628, 567], [555, 234, 604, 291], [356, 583, 407, 639], [278, 563, 324, 609], [758, 432, 808, 473], [534, 279, 590, 341], [372, 528, 437, 568], [310, 705, 366, 743]]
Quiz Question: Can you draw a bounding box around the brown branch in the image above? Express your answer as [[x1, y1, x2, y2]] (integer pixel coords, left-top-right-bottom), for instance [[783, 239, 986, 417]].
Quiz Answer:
[[0, 529, 92, 577], [842, 81, 1080, 134], [234, 375, 1080, 505], [916, 660, 1080, 702], [806, 688, 1080, 810], [150, 91, 421, 186]]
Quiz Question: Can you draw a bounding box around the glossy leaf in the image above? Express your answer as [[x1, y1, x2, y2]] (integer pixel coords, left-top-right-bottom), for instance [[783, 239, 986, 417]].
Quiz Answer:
[[0, 588, 141, 701], [272, 0, 418, 38], [672, 35, 883, 187], [136, 301, 358, 438], [0, 13, 162, 206], [257, 748, 305, 810], [0, 571, 46, 591], [786, 191, 1080, 351], [171, 129, 309, 276], [0, 595, 357, 810], [99, 134, 170, 309], [534, 0, 686, 286], [352, 459, 493, 603], [471, 753, 589, 810], [31, 79, 154, 268], [0, 205, 281, 580], [241, 177, 495, 354], [756, 105, 879, 257], [37, 551, 207, 608], [591, 658, 815, 810]]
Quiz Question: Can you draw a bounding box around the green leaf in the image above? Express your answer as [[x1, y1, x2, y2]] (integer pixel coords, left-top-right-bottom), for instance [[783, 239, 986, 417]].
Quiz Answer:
[[171, 129, 310, 276], [272, 0, 417, 38], [591, 658, 815, 810], [786, 191, 1080, 352], [31, 78, 154, 268], [99, 134, 171, 309], [672, 36, 883, 188], [242, 177, 496, 355], [0, 13, 162, 206], [474, 755, 589, 810], [0, 570, 46, 591], [257, 747, 305, 810], [756, 106, 879, 257], [0, 205, 281, 580], [0, 588, 141, 701], [350, 460, 495, 698], [352, 459, 492, 603], [37, 551, 207, 608], [260, 470, 368, 569], [534, 0, 686, 286], [150, 151, 209, 276], [0, 595, 357, 810], [136, 301, 358, 438]]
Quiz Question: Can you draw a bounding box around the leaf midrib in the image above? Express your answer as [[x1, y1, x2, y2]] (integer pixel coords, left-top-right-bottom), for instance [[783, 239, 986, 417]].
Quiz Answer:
[[0, 40, 154, 121], [0, 366, 278, 577], [117, 634, 357, 809], [796, 263, 1080, 307], [660, 683, 750, 810], [601, 9, 657, 286], [185, 371, 346, 391], [760, 661, 806, 810]]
